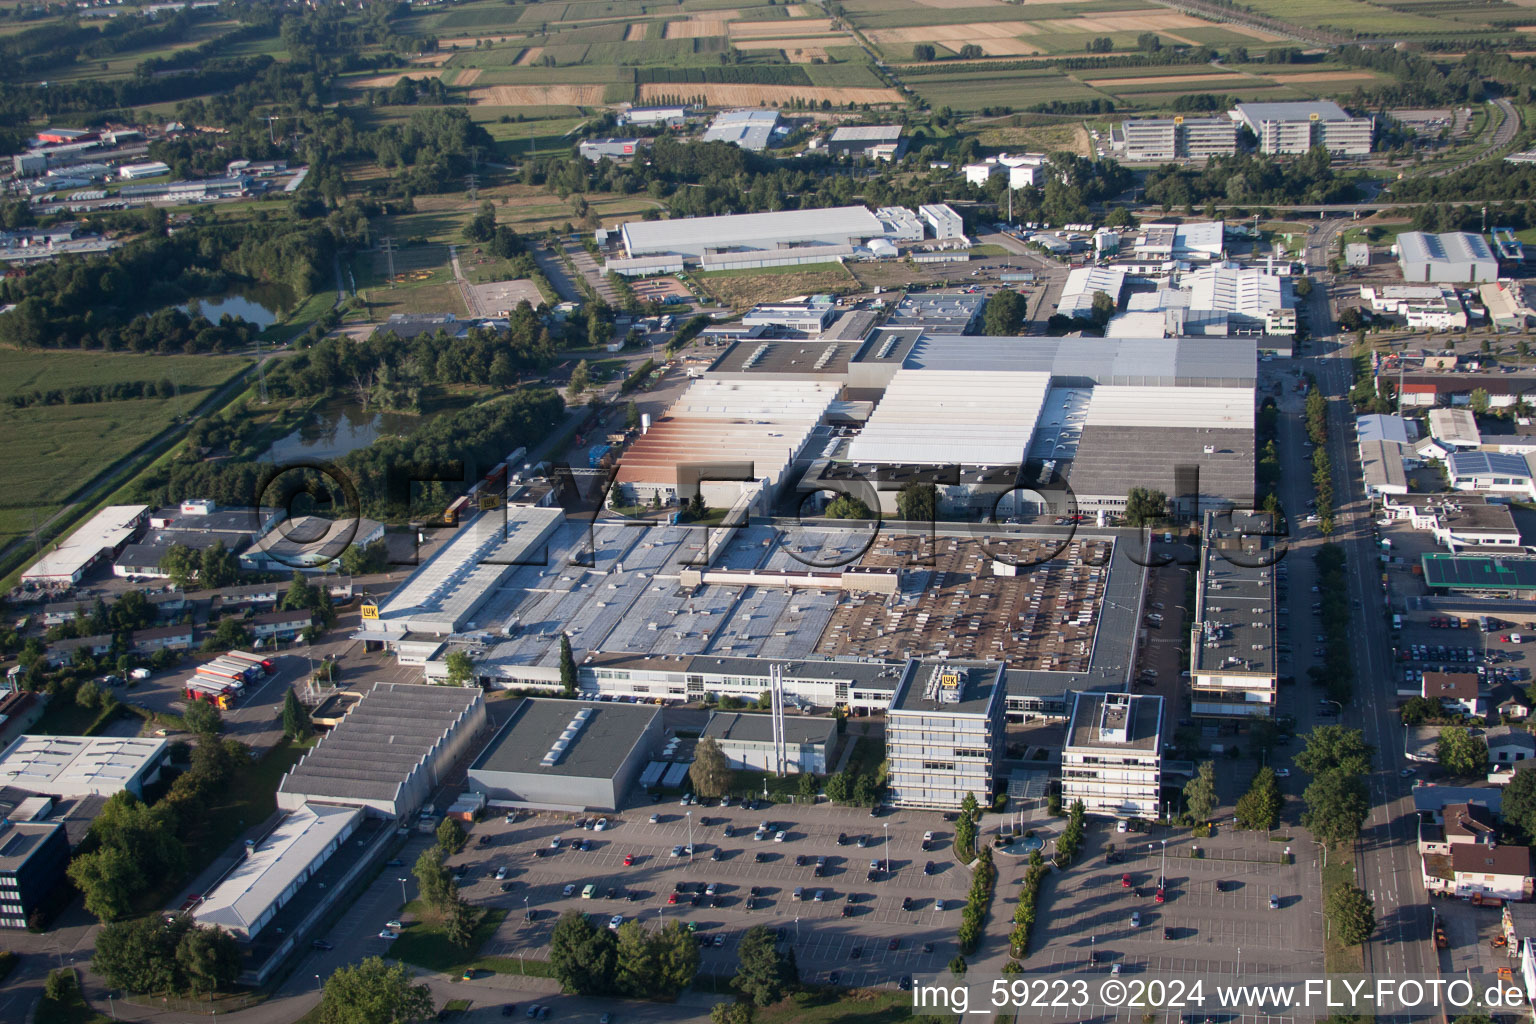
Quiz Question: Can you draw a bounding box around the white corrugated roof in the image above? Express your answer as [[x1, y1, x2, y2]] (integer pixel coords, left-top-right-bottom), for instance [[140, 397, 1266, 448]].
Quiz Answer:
[[847, 369, 1051, 464], [23, 504, 148, 582], [1084, 386, 1253, 429], [192, 803, 361, 937], [621, 206, 883, 256], [0, 735, 165, 796]]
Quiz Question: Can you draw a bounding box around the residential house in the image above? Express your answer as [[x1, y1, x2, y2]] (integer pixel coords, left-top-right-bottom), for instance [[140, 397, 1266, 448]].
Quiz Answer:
[[250, 609, 311, 642], [1445, 845, 1533, 901], [1501, 696, 1531, 721], [1424, 671, 1486, 717], [130, 624, 194, 656], [1418, 801, 1499, 856], [1489, 725, 1536, 767], [44, 634, 112, 667]]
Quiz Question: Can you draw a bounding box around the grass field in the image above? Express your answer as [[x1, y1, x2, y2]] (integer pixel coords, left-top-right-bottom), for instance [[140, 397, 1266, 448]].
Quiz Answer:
[[909, 68, 1105, 111], [1239, 0, 1477, 33], [696, 263, 856, 308], [757, 988, 926, 1024], [0, 349, 248, 552]]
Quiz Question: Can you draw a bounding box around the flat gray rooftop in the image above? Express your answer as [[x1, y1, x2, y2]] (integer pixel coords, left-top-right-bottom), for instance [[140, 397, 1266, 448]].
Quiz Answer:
[[891, 659, 1000, 715], [903, 336, 1257, 386], [708, 339, 862, 376], [1066, 691, 1162, 752], [1193, 514, 1277, 678], [1066, 425, 1255, 507], [472, 699, 658, 780], [702, 711, 837, 746]]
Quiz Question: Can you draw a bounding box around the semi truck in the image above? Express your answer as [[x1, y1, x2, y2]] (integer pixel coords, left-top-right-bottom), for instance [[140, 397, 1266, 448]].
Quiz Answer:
[[184, 679, 237, 710], [223, 650, 274, 675]]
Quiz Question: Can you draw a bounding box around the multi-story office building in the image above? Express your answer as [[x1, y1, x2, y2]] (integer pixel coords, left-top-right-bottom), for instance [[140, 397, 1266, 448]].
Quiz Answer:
[[0, 813, 68, 929], [1233, 102, 1372, 156], [1122, 118, 1238, 162], [886, 660, 1005, 810], [1061, 692, 1164, 818], [1189, 511, 1279, 719]]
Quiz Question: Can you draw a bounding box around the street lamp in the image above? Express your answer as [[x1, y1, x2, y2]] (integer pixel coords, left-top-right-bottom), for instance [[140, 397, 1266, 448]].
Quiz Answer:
[[397, 876, 408, 904], [687, 810, 693, 863], [1159, 839, 1166, 885], [523, 896, 530, 922], [883, 822, 889, 874], [314, 974, 321, 992]]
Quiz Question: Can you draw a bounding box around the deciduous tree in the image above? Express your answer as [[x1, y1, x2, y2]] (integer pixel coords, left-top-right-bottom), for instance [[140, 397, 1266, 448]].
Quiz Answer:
[[318, 957, 434, 1024], [1324, 883, 1376, 945], [690, 737, 731, 799]]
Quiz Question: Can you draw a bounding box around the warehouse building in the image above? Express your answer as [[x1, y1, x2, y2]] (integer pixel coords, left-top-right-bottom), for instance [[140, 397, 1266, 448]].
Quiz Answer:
[[1397, 232, 1499, 284], [1061, 691, 1163, 818], [1059, 265, 1129, 319], [1233, 101, 1373, 156], [1134, 222, 1224, 262], [882, 292, 984, 334], [0, 735, 168, 798], [579, 137, 650, 162], [468, 699, 663, 811], [191, 802, 363, 940], [1446, 451, 1536, 501], [117, 160, 170, 180], [701, 711, 837, 774], [276, 682, 486, 818], [839, 336, 1256, 517], [238, 516, 385, 573], [827, 125, 905, 161], [611, 378, 838, 507], [364, 506, 563, 636], [701, 109, 781, 151], [886, 660, 1006, 810], [617, 205, 884, 260], [619, 105, 687, 128], [1121, 118, 1238, 162], [1189, 511, 1278, 719], [22, 504, 149, 586]]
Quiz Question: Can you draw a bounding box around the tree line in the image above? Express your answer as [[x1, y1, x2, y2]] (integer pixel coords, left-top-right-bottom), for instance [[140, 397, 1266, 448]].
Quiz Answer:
[[264, 302, 558, 409], [0, 219, 337, 351], [1143, 145, 1356, 209], [7, 377, 185, 408], [133, 388, 567, 523]]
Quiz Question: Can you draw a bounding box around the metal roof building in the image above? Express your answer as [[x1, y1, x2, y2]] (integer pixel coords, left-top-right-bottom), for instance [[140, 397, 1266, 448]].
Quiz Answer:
[[365, 507, 564, 635], [191, 802, 362, 940], [22, 504, 149, 585], [618, 205, 884, 259], [1398, 232, 1498, 284], [612, 378, 838, 505], [277, 682, 486, 818], [468, 698, 663, 811], [847, 368, 1052, 465], [1357, 413, 1415, 446], [828, 125, 905, 160], [700, 711, 838, 774], [901, 336, 1257, 387], [1429, 408, 1482, 448], [701, 108, 780, 151], [1058, 266, 1128, 318], [0, 736, 167, 798]]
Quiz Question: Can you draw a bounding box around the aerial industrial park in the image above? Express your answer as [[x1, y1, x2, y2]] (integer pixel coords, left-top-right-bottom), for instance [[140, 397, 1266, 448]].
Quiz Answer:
[[10, 2, 1536, 1023]]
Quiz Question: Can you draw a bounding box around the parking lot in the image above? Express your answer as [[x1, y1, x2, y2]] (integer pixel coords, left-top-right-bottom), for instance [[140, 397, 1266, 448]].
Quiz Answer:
[[1029, 823, 1324, 979], [443, 798, 973, 988]]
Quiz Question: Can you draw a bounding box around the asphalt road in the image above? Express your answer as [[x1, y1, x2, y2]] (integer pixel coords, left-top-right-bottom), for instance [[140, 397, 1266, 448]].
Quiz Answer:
[[1299, 219, 1432, 983]]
